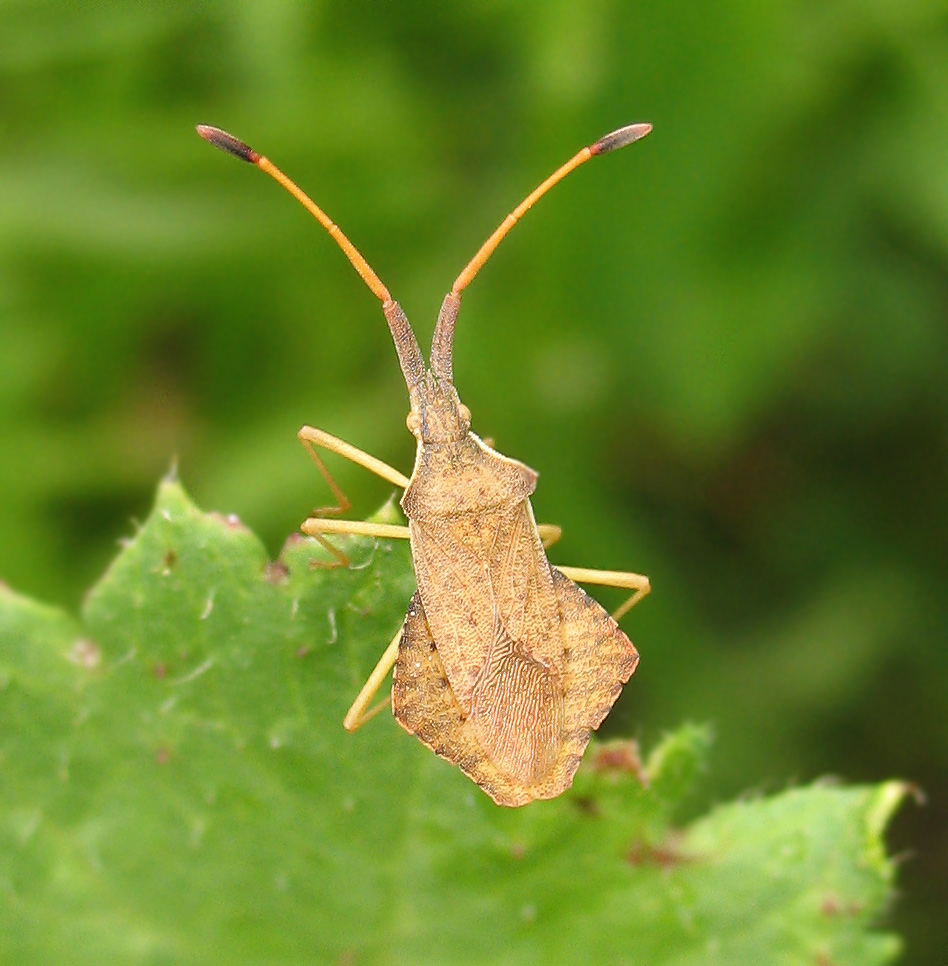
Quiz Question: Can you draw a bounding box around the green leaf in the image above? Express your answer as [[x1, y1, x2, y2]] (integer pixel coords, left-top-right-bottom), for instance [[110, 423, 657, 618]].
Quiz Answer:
[[0, 480, 907, 964]]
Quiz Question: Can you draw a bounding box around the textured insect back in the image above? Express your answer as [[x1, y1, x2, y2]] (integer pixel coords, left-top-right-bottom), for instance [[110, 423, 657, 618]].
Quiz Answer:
[[392, 576, 639, 807], [552, 572, 639, 749], [401, 443, 542, 714], [468, 613, 563, 784]]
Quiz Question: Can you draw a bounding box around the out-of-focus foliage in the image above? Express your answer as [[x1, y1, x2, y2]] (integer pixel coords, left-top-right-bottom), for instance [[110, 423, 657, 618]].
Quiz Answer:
[[0, 480, 909, 964], [0, 2, 943, 960]]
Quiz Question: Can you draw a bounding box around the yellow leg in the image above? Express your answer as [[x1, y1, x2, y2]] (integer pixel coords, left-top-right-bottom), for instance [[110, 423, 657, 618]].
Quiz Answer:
[[301, 519, 410, 541], [343, 627, 403, 732], [537, 524, 563, 550], [297, 425, 410, 567], [555, 565, 651, 621]]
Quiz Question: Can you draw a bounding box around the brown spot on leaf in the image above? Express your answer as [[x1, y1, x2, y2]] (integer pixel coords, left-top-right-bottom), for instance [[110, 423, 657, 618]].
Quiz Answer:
[[820, 895, 863, 917], [277, 532, 305, 558], [589, 740, 648, 786], [155, 746, 171, 765], [626, 837, 690, 868], [265, 560, 289, 584], [67, 639, 101, 669], [573, 796, 601, 817], [153, 662, 167, 680]]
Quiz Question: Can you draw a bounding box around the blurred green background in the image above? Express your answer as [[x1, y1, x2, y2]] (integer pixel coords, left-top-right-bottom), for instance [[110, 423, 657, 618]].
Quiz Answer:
[[1, 1, 944, 960]]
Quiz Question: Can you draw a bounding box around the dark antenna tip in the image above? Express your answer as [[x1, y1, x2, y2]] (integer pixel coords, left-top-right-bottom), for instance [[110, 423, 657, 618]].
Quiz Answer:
[[590, 122, 653, 157], [196, 125, 260, 164]]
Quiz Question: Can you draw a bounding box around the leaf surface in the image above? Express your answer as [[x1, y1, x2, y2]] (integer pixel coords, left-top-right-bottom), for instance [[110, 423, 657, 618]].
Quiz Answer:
[[0, 481, 906, 964]]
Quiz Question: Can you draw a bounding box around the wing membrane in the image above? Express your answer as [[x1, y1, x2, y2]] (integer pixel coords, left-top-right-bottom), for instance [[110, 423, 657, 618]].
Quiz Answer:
[[410, 500, 562, 711], [391, 567, 639, 806]]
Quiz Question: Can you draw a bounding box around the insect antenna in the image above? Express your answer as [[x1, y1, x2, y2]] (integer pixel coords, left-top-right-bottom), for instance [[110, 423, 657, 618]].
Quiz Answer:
[[429, 122, 652, 384], [196, 125, 425, 388]]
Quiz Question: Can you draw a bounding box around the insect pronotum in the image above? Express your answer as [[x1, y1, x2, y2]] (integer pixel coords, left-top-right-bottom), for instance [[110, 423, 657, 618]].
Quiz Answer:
[[198, 121, 653, 806]]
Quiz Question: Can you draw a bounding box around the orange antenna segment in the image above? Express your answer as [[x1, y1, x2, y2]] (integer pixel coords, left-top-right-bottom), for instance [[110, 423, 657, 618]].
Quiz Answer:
[[196, 125, 391, 304], [451, 122, 652, 296]]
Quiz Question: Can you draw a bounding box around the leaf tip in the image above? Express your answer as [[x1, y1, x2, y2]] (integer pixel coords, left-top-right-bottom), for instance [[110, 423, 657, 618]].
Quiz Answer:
[[646, 722, 713, 804], [864, 781, 916, 870]]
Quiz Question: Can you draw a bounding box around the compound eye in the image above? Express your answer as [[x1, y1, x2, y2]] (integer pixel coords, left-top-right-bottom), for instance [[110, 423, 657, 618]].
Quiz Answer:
[[458, 404, 471, 428], [406, 410, 421, 435]]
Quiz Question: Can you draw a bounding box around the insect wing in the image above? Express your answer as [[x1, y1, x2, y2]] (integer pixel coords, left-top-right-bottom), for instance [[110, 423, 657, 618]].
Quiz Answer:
[[550, 567, 639, 734], [409, 500, 562, 713]]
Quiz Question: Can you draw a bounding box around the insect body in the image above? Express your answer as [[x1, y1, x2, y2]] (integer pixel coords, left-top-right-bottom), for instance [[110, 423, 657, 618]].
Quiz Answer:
[[198, 121, 652, 806]]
